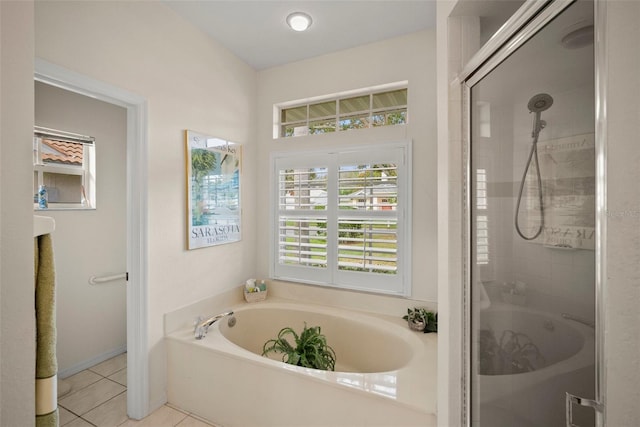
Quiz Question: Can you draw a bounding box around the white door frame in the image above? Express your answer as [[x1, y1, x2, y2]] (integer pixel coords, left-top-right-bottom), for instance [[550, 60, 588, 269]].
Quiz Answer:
[[35, 58, 150, 419]]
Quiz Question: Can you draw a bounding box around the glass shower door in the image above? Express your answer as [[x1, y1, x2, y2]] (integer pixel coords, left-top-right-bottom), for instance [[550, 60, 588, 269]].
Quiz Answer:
[[468, 1, 596, 426]]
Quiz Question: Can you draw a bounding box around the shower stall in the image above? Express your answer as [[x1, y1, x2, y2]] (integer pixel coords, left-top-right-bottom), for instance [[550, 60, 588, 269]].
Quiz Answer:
[[462, 0, 601, 425]]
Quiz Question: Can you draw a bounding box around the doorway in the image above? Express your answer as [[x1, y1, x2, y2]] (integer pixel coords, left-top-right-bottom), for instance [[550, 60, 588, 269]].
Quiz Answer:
[[35, 59, 149, 420], [35, 81, 128, 383]]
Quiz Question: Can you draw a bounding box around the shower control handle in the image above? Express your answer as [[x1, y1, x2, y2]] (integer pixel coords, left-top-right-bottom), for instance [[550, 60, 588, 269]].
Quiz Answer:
[[566, 393, 603, 427]]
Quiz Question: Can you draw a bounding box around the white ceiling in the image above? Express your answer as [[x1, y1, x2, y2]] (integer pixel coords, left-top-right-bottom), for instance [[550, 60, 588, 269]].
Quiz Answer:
[[164, 1, 437, 70]]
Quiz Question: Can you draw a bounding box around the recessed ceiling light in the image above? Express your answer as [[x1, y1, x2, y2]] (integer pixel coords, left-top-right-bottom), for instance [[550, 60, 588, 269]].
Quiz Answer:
[[286, 12, 312, 32]]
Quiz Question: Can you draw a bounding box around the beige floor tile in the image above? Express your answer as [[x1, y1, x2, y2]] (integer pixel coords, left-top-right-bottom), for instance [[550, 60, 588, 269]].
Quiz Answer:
[[83, 391, 128, 427], [176, 415, 216, 427], [63, 370, 103, 393], [108, 368, 127, 386], [59, 378, 126, 415], [58, 406, 78, 426], [65, 417, 94, 427], [90, 353, 127, 377], [118, 405, 188, 427]]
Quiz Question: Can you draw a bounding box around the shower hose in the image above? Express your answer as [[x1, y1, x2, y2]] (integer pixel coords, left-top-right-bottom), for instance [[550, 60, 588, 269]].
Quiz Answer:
[[514, 131, 545, 240]]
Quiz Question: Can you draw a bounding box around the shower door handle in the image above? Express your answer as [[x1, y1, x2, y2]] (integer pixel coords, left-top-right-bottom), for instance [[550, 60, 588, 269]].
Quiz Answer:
[[566, 393, 603, 427]]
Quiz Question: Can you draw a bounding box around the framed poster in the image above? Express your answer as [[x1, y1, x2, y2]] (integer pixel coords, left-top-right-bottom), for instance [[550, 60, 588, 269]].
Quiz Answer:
[[185, 130, 241, 249]]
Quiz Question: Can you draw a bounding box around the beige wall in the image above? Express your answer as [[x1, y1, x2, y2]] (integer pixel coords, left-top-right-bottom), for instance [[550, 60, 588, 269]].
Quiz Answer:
[[35, 81, 128, 375], [0, 1, 36, 425], [35, 0, 258, 411], [256, 29, 438, 303]]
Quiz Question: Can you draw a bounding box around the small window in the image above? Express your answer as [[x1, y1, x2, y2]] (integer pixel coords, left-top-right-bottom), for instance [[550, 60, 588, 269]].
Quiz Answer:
[[272, 142, 411, 296], [33, 127, 96, 210], [278, 86, 408, 138]]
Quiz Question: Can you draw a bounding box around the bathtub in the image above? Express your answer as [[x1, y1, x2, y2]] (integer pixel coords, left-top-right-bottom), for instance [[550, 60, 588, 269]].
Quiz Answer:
[[166, 299, 437, 427], [476, 305, 595, 426]]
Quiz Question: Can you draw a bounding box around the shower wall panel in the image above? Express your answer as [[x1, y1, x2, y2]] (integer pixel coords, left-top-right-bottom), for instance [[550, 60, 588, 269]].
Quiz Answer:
[[509, 84, 595, 320]]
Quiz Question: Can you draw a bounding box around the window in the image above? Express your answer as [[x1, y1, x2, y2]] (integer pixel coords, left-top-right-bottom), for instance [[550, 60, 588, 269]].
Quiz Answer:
[[279, 87, 408, 138], [272, 142, 411, 296], [33, 127, 96, 209]]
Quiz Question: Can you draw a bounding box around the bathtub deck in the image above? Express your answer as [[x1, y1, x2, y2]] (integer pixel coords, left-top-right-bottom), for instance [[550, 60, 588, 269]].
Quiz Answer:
[[165, 298, 437, 427]]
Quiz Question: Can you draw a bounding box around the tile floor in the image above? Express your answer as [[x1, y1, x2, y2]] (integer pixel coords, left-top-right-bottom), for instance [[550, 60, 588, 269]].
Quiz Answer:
[[58, 353, 219, 427]]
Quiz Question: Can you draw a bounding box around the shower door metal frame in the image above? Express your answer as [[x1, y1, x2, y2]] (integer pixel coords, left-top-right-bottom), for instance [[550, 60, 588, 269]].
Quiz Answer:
[[459, 0, 607, 425]]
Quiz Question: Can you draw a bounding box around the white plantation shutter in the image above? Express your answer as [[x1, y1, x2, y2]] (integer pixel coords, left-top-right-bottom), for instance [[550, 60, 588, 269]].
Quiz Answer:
[[337, 163, 398, 275], [278, 217, 327, 267], [272, 142, 411, 296], [277, 167, 328, 271], [337, 218, 398, 273]]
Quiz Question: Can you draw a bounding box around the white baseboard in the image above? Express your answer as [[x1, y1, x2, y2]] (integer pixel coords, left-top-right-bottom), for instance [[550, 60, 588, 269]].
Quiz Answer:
[[58, 345, 127, 379]]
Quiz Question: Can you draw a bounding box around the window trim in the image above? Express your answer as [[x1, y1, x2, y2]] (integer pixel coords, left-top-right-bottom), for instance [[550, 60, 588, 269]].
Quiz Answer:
[[270, 141, 412, 296]]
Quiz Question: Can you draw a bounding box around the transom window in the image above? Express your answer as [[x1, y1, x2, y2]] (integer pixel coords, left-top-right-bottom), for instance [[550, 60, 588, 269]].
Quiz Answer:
[[272, 142, 411, 296], [279, 87, 408, 138]]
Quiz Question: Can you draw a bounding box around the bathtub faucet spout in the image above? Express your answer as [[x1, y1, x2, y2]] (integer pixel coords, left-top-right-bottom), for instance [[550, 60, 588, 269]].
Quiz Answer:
[[194, 311, 234, 340]]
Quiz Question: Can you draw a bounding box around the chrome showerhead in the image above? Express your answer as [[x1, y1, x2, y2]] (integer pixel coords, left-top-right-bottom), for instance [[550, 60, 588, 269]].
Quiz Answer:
[[528, 93, 554, 113]]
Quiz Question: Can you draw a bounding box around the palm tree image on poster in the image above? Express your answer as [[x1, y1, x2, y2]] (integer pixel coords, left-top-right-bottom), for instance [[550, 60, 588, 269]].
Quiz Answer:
[[185, 130, 241, 249]]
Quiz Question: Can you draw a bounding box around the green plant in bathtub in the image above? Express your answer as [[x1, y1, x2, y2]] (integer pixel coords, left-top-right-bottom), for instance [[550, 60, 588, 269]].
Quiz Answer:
[[262, 323, 336, 371], [478, 329, 545, 375], [403, 308, 438, 333]]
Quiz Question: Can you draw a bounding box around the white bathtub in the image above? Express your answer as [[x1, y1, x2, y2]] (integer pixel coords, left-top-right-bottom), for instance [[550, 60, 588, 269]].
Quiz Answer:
[[166, 299, 437, 427], [476, 305, 595, 426]]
